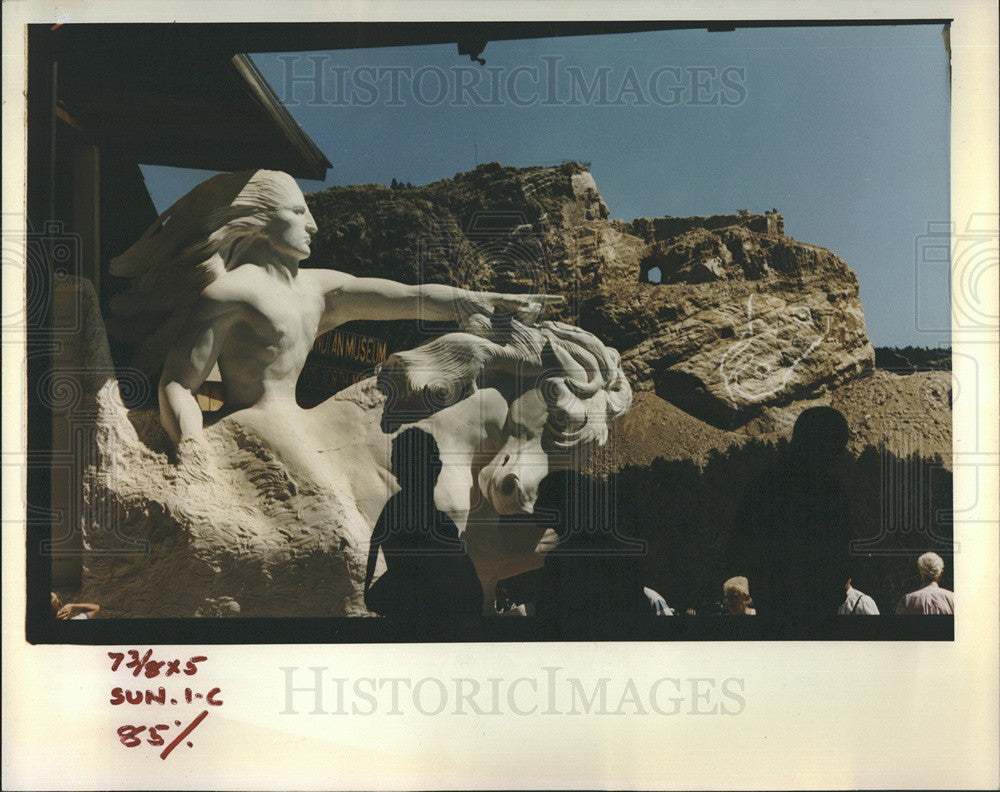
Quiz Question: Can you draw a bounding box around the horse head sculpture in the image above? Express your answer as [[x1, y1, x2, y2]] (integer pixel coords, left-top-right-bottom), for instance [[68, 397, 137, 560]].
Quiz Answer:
[[375, 318, 632, 518]]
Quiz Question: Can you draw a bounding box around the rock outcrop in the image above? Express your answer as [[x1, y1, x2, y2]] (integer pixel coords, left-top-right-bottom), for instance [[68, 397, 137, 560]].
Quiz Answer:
[[82, 391, 372, 617], [304, 162, 875, 430], [594, 226, 874, 428]]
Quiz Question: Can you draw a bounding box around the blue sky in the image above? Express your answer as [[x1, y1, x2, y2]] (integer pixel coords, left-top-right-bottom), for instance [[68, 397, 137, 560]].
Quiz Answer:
[[140, 24, 951, 348]]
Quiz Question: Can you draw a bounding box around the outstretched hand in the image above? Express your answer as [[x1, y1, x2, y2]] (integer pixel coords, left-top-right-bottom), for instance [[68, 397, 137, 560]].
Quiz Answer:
[[56, 602, 99, 619], [460, 292, 564, 326]]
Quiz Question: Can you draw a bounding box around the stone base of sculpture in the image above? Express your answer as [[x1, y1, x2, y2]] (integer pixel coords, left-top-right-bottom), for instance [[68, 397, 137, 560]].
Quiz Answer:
[[82, 379, 376, 617]]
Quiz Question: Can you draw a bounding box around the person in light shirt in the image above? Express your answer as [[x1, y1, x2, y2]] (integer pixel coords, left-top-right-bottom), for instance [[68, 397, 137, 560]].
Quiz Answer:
[[894, 552, 955, 615], [838, 578, 879, 615]]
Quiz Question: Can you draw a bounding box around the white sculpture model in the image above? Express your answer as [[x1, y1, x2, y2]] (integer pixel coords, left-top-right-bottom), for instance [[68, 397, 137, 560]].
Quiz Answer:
[[97, 169, 633, 616]]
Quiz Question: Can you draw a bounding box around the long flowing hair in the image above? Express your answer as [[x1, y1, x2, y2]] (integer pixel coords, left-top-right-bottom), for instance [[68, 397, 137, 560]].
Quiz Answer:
[[108, 169, 304, 375], [375, 318, 633, 453]]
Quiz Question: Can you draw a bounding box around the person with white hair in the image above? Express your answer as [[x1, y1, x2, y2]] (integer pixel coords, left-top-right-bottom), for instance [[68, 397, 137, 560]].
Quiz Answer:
[[894, 552, 955, 614], [722, 576, 756, 616]]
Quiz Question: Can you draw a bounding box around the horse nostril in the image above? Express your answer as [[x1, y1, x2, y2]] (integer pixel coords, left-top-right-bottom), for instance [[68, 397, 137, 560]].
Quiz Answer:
[[500, 473, 519, 496]]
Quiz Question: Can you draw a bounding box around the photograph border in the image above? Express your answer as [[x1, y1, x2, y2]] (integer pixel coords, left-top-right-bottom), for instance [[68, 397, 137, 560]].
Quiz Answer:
[[3, 2, 997, 790]]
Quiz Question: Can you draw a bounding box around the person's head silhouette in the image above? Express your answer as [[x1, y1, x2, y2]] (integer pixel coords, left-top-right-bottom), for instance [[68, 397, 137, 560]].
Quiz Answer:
[[534, 469, 612, 541], [790, 406, 850, 468], [391, 427, 443, 493]]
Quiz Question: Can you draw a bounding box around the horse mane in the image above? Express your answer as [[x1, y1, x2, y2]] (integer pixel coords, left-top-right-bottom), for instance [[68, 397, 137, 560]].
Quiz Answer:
[[376, 317, 632, 452], [535, 321, 632, 450]]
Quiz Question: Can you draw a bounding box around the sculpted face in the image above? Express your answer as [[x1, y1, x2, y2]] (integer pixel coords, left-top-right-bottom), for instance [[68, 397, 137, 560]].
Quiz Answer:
[[264, 180, 318, 262]]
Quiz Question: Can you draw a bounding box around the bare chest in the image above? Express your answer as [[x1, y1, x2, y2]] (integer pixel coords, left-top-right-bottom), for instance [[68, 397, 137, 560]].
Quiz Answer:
[[236, 285, 324, 355]]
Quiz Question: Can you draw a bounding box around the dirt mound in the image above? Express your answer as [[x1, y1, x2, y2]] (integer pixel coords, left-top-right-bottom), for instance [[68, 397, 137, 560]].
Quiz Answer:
[[830, 369, 951, 463], [584, 368, 951, 475], [583, 392, 746, 475]]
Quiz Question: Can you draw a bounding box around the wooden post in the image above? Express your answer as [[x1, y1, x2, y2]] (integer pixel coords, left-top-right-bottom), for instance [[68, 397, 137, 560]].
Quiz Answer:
[[72, 143, 101, 293]]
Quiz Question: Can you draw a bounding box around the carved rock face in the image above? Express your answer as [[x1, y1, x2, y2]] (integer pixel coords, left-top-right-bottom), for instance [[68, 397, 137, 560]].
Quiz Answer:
[[79, 162, 886, 616], [589, 228, 875, 429]]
